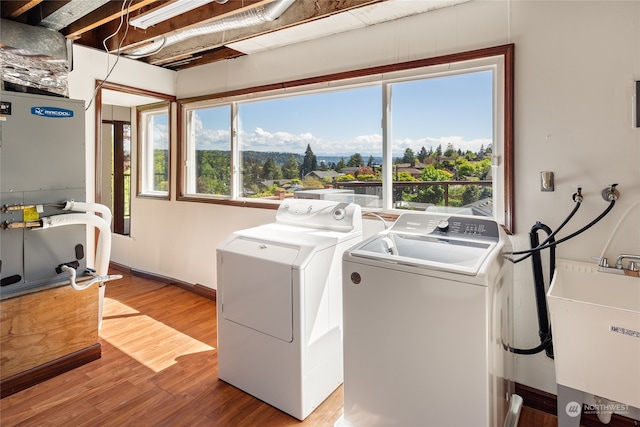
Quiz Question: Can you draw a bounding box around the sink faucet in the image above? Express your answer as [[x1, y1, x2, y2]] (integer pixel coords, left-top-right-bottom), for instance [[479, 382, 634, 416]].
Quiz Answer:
[[615, 254, 640, 271], [593, 254, 640, 276]]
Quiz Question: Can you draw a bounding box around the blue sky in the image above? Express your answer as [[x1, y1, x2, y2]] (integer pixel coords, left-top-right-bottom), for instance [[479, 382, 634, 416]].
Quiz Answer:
[[190, 70, 493, 157]]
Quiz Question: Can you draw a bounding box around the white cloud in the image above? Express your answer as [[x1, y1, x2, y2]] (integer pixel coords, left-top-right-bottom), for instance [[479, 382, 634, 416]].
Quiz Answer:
[[392, 136, 492, 156], [193, 124, 491, 156]]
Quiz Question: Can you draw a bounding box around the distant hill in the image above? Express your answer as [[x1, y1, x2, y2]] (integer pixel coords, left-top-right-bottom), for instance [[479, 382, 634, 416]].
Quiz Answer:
[[199, 150, 383, 167]]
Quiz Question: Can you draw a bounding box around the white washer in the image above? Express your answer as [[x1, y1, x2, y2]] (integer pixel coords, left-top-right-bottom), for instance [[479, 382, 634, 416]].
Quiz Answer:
[[340, 212, 514, 427], [216, 199, 362, 420]]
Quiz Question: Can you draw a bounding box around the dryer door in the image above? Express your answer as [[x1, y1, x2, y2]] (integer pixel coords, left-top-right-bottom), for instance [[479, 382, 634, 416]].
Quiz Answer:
[[220, 238, 298, 342]]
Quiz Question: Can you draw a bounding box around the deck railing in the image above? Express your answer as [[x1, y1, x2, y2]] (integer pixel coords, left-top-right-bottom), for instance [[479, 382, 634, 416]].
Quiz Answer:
[[334, 180, 492, 209]]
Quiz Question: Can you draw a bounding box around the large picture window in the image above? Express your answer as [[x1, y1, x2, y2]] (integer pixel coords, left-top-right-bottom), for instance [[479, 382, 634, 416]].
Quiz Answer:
[[179, 45, 513, 231]]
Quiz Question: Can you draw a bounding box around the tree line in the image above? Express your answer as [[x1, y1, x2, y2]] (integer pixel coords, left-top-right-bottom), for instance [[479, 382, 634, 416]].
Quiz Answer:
[[180, 142, 493, 206]]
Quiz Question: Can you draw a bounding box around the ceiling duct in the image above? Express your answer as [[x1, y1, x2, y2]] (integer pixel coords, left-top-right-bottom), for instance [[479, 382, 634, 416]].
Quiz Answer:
[[123, 0, 296, 59], [39, 0, 111, 31], [0, 19, 72, 96]]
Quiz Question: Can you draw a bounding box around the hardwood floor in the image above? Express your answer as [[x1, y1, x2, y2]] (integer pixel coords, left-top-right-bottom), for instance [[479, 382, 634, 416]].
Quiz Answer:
[[1, 271, 571, 426]]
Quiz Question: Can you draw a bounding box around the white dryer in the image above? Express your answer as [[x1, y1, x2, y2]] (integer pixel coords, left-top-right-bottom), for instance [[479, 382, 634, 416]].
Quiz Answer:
[[340, 212, 515, 427], [216, 199, 362, 420]]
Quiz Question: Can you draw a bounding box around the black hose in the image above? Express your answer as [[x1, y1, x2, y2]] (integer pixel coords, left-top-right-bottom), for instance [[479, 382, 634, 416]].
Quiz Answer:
[[511, 200, 615, 255], [505, 336, 553, 355], [510, 201, 581, 264], [505, 222, 555, 358], [530, 222, 553, 350]]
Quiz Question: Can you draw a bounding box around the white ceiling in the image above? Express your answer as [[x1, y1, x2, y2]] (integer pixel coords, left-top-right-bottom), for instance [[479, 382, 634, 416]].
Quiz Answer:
[[228, 0, 469, 54]]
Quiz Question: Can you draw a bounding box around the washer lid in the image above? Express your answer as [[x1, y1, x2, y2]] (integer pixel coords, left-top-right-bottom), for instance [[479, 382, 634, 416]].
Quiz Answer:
[[349, 233, 495, 275], [346, 213, 501, 276], [230, 224, 339, 249]]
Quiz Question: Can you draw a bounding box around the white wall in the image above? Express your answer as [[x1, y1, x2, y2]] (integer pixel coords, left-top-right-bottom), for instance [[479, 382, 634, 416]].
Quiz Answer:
[[68, 45, 176, 269], [508, 1, 640, 398], [70, 1, 640, 398]]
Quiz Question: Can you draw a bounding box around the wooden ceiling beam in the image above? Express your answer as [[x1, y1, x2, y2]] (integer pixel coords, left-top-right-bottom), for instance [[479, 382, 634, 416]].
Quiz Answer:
[[0, 0, 43, 19], [156, 47, 245, 70], [62, 0, 161, 40]]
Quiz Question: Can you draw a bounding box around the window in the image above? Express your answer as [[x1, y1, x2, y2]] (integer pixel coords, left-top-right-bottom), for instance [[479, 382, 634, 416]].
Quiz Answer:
[[183, 104, 231, 197], [138, 103, 170, 198], [237, 88, 382, 206], [179, 45, 513, 231], [387, 71, 495, 215]]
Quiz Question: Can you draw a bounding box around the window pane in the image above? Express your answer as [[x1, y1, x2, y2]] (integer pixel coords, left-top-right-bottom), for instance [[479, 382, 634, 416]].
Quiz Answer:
[[185, 105, 231, 197], [237, 87, 382, 208], [390, 70, 494, 216], [139, 105, 170, 197], [149, 113, 169, 193]]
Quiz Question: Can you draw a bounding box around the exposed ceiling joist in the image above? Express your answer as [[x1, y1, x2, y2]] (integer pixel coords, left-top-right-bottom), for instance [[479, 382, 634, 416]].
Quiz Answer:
[[1, 0, 470, 71]]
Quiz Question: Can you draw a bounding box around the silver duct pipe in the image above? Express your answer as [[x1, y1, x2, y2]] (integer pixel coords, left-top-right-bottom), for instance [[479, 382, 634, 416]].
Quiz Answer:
[[40, 0, 111, 31], [0, 18, 72, 96], [123, 0, 297, 59]]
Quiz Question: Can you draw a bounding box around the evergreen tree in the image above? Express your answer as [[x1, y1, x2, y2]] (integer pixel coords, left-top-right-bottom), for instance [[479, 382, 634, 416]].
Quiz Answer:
[[417, 146, 428, 162], [348, 153, 364, 167], [367, 155, 376, 167], [300, 144, 317, 177], [282, 154, 300, 179], [262, 157, 282, 180], [444, 143, 456, 157], [335, 157, 346, 172], [402, 148, 415, 163]]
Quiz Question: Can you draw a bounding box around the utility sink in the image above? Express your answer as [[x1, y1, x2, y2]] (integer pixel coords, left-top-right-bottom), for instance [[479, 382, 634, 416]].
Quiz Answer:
[[548, 259, 640, 408]]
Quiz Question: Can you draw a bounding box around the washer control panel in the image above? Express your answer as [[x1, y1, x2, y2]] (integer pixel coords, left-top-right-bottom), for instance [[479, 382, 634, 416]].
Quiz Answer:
[[275, 199, 361, 232], [392, 213, 500, 241]]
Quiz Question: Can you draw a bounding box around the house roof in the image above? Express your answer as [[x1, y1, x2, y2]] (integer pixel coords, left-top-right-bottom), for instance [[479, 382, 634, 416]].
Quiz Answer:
[[305, 170, 343, 179]]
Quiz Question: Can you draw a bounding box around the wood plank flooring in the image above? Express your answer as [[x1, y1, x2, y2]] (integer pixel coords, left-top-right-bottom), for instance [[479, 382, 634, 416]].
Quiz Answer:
[[1, 271, 568, 426]]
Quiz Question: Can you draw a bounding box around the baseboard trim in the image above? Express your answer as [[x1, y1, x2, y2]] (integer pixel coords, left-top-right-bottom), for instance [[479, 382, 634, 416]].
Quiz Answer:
[[109, 261, 131, 274], [130, 268, 216, 301], [515, 383, 557, 416], [192, 284, 217, 301], [0, 343, 101, 399], [516, 383, 638, 427]]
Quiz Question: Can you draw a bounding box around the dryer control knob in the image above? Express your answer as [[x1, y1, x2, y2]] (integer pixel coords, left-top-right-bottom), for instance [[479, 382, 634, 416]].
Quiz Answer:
[[332, 208, 346, 220], [436, 219, 449, 232]]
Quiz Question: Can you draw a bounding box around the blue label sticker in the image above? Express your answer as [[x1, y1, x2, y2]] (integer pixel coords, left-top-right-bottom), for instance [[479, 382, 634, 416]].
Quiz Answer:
[[31, 106, 74, 118]]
